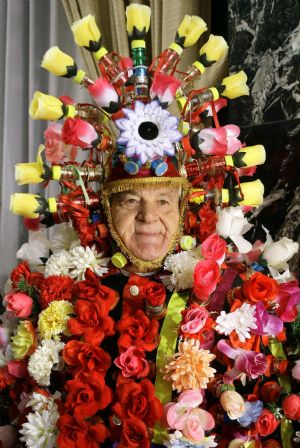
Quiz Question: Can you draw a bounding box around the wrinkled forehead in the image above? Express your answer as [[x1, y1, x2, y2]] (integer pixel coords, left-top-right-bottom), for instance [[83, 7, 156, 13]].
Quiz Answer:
[[111, 187, 182, 202]]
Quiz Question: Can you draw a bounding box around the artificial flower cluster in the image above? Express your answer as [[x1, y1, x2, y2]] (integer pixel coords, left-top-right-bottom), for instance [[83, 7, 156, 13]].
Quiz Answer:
[[1, 205, 299, 447]]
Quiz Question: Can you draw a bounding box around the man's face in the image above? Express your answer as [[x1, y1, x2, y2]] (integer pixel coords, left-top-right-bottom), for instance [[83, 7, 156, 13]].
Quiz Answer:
[[111, 187, 180, 261]]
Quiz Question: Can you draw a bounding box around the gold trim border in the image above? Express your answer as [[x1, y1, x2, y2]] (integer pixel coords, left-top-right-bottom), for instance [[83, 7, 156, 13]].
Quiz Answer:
[[102, 177, 191, 272]]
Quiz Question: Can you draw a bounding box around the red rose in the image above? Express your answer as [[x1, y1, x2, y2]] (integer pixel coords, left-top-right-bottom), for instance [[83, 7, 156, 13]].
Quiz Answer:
[[68, 299, 115, 345], [201, 233, 227, 264], [259, 381, 282, 403], [144, 281, 166, 307], [114, 346, 149, 379], [57, 413, 109, 448], [113, 378, 162, 427], [282, 394, 300, 420], [199, 203, 217, 242], [254, 409, 279, 436], [10, 261, 44, 290], [65, 372, 112, 418], [62, 117, 98, 148], [193, 259, 221, 302], [63, 340, 111, 379], [242, 272, 278, 307], [118, 417, 150, 448], [117, 310, 159, 352], [39, 275, 74, 309], [73, 269, 119, 313]]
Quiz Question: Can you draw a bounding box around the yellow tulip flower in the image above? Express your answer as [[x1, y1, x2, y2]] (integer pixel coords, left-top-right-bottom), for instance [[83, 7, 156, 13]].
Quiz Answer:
[[15, 145, 46, 185], [71, 15, 101, 51], [176, 15, 207, 48], [220, 71, 249, 99], [199, 35, 228, 65], [126, 4, 151, 37], [10, 193, 46, 218], [29, 91, 64, 121], [41, 46, 76, 77], [235, 145, 266, 167], [238, 179, 264, 206]]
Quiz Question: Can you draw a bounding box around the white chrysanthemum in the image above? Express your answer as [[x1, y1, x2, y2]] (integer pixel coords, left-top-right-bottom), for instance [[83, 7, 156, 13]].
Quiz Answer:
[[44, 249, 72, 277], [19, 407, 59, 448], [164, 248, 202, 290], [49, 223, 80, 252], [28, 339, 65, 386], [215, 302, 257, 342], [26, 391, 61, 413], [68, 244, 110, 280], [115, 100, 182, 164]]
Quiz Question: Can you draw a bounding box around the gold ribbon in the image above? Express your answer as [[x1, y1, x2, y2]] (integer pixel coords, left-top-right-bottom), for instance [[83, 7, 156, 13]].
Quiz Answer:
[[153, 291, 189, 445]]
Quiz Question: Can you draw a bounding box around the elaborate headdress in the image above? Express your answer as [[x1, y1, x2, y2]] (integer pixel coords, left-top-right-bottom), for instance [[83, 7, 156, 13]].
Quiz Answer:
[[11, 4, 266, 271]]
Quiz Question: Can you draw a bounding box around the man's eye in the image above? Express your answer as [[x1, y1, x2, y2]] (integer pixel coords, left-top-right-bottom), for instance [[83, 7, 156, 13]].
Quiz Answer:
[[159, 199, 169, 205], [124, 198, 139, 206]]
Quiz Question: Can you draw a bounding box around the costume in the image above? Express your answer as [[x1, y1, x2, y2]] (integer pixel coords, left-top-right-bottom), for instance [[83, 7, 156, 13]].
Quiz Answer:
[[2, 4, 300, 448]]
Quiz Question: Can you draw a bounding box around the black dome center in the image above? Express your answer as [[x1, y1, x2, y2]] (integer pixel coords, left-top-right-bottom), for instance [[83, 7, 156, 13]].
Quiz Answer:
[[138, 121, 159, 140]]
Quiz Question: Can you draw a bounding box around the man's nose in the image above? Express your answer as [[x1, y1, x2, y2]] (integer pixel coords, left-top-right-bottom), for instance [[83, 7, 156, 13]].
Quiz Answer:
[[137, 201, 158, 222]]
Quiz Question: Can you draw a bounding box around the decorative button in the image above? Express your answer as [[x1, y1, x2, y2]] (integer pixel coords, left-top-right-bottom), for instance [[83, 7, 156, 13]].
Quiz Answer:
[[129, 285, 140, 296]]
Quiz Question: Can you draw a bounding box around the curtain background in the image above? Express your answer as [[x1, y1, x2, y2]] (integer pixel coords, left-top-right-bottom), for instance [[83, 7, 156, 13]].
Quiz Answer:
[[0, 0, 228, 289]]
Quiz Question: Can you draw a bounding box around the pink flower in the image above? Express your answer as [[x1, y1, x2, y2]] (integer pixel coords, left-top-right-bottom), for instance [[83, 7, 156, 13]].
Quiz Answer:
[[44, 123, 77, 163], [0, 425, 18, 448], [183, 408, 215, 441], [62, 117, 98, 149], [197, 124, 242, 155], [4, 291, 33, 318], [7, 360, 27, 378], [217, 340, 267, 381], [252, 302, 283, 336], [201, 233, 227, 265], [88, 78, 120, 113], [150, 72, 181, 108], [114, 346, 149, 379], [181, 306, 209, 334], [193, 259, 221, 302], [276, 281, 300, 322]]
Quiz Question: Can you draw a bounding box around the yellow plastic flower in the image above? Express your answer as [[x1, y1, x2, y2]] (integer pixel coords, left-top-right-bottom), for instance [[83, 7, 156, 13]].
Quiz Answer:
[[10, 193, 44, 218], [220, 71, 249, 99], [41, 46, 76, 77], [162, 338, 216, 392], [15, 145, 46, 185], [235, 145, 266, 167], [177, 15, 207, 48], [11, 320, 36, 360], [29, 91, 64, 121], [38, 300, 74, 340], [199, 34, 228, 64], [126, 4, 151, 36], [238, 179, 264, 206], [71, 15, 101, 49]]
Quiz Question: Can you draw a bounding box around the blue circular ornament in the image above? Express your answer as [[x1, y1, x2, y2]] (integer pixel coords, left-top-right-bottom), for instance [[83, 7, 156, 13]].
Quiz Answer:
[[151, 160, 168, 176], [124, 160, 140, 175]]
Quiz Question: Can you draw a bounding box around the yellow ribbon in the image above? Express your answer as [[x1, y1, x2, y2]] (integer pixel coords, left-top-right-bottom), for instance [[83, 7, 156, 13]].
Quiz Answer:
[[153, 291, 189, 445]]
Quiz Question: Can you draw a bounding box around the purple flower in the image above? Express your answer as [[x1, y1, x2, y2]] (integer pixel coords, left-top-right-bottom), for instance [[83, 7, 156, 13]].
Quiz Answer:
[[252, 302, 283, 336], [237, 400, 264, 427], [217, 340, 267, 382]]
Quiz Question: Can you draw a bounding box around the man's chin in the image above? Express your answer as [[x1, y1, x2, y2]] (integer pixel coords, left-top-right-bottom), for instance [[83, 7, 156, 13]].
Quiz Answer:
[[129, 242, 170, 261]]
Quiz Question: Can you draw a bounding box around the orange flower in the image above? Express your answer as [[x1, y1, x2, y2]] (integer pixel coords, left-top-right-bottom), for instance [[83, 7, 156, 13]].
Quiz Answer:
[[242, 272, 278, 308], [162, 339, 216, 392]]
